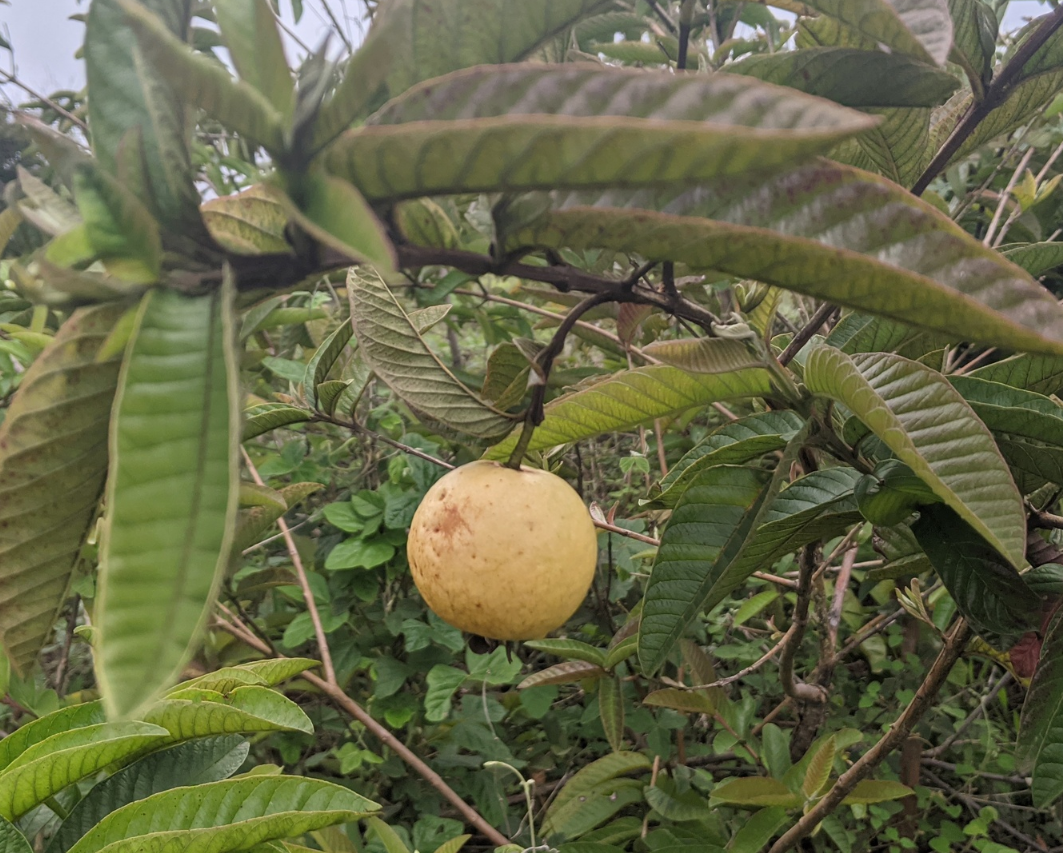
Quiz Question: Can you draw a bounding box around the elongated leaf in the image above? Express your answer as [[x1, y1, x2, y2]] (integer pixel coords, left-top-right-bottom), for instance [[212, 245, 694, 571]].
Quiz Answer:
[[643, 688, 716, 714], [66, 777, 378, 853], [801, 0, 952, 66], [348, 269, 516, 441], [0, 721, 169, 820], [304, 321, 354, 408], [828, 314, 952, 360], [0, 702, 106, 771], [598, 675, 625, 752], [547, 751, 652, 817], [728, 807, 788, 853], [912, 505, 1040, 643], [118, 0, 286, 153], [223, 657, 319, 686], [948, 0, 996, 97], [518, 661, 606, 688], [0, 303, 126, 674], [215, 0, 293, 118], [638, 466, 773, 674], [1020, 612, 1063, 806], [805, 348, 1025, 567], [710, 778, 800, 808], [499, 160, 1063, 357], [243, 405, 313, 441], [727, 47, 957, 107], [1003, 242, 1063, 278], [851, 106, 931, 188], [0, 815, 30, 853], [649, 412, 807, 508], [525, 639, 606, 666], [640, 338, 764, 374], [202, 185, 291, 256], [969, 353, 1063, 397], [46, 736, 249, 853], [841, 780, 915, 804], [97, 281, 240, 718], [486, 365, 773, 460], [85, 0, 207, 240], [802, 736, 836, 799], [285, 173, 395, 270], [543, 752, 651, 840], [141, 684, 313, 739], [324, 65, 875, 202]]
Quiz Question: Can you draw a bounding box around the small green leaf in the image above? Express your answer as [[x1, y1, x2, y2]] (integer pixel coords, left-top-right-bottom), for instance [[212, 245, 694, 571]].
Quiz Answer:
[[598, 675, 625, 752], [805, 348, 1025, 568], [524, 639, 606, 667], [840, 779, 914, 804], [802, 736, 836, 799], [304, 321, 354, 408], [518, 661, 607, 688], [642, 688, 715, 715], [710, 778, 801, 808], [243, 406, 313, 441], [97, 279, 240, 718]]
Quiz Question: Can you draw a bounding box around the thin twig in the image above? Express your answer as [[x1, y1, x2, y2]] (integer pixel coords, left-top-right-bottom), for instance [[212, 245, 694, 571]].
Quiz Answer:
[[778, 303, 838, 367], [826, 546, 856, 652], [768, 619, 972, 853], [53, 595, 81, 694], [665, 626, 795, 690], [213, 614, 510, 846], [779, 544, 830, 703], [983, 147, 1034, 246], [924, 670, 1012, 759], [0, 70, 88, 132], [241, 448, 337, 686]]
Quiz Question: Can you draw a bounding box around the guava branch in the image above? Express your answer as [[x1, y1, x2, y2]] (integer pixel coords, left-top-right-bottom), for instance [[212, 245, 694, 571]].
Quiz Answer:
[[767, 618, 972, 853], [212, 612, 511, 847]]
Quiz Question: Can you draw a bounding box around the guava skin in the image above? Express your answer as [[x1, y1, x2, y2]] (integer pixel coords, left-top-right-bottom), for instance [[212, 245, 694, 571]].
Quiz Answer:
[[406, 460, 599, 640]]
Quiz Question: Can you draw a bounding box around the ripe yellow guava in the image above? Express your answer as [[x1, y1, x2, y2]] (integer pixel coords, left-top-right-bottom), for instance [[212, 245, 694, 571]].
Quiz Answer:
[[406, 460, 599, 640]]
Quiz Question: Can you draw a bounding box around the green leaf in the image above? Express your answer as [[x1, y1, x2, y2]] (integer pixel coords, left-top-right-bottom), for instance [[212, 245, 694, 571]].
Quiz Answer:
[[0, 721, 169, 821], [424, 665, 466, 722], [45, 736, 249, 853], [304, 321, 354, 408], [431, 835, 470, 853], [85, 0, 206, 239], [640, 338, 765, 374], [366, 817, 413, 853], [638, 465, 773, 675], [911, 505, 1040, 643], [948, 0, 996, 97], [804, 348, 1025, 568], [1003, 242, 1063, 278], [284, 173, 395, 271], [0, 815, 31, 853], [65, 777, 379, 853], [840, 779, 914, 804], [802, 736, 835, 799], [499, 160, 1063, 356], [727, 807, 788, 853], [215, 0, 294, 119], [968, 353, 1063, 397], [643, 784, 708, 822], [849, 106, 931, 188], [649, 412, 806, 508], [0, 303, 126, 674], [828, 313, 952, 360], [202, 185, 292, 256], [232, 483, 322, 553], [486, 365, 773, 460], [174, 665, 268, 692], [325, 65, 875, 202], [598, 675, 625, 752], [524, 639, 606, 667], [97, 281, 240, 719], [218, 657, 320, 687], [325, 537, 395, 570], [243, 406, 313, 441], [348, 269, 517, 441], [800, 0, 952, 66], [542, 752, 651, 840], [710, 778, 801, 808], [142, 684, 314, 738], [642, 688, 716, 715], [482, 342, 535, 410], [727, 47, 958, 107], [117, 0, 286, 153], [518, 661, 607, 688], [733, 590, 782, 627], [1019, 612, 1063, 807], [0, 701, 105, 771]]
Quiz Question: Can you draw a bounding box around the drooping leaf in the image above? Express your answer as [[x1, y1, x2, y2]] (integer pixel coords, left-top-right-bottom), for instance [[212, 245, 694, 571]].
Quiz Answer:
[[648, 412, 807, 508], [1019, 612, 1063, 807], [804, 348, 1026, 568], [97, 280, 240, 718], [498, 160, 1063, 356], [347, 269, 517, 441], [142, 684, 314, 739], [0, 302, 126, 674], [284, 173, 395, 271], [799, 0, 953, 66], [324, 65, 875, 202], [727, 47, 958, 107], [482, 342, 536, 410], [117, 0, 286, 153], [638, 466, 773, 675], [45, 736, 249, 853], [65, 777, 379, 853], [486, 365, 773, 460], [0, 721, 169, 821], [214, 0, 294, 119], [912, 505, 1040, 643], [598, 675, 625, 752], [201, 185, 291, 256], [85, 0, 207, 240], [948, 0, 996, 97]]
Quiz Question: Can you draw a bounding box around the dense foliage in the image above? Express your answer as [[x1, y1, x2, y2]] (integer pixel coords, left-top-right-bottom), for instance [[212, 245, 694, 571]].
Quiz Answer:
[[8, 1, 1063, 852]]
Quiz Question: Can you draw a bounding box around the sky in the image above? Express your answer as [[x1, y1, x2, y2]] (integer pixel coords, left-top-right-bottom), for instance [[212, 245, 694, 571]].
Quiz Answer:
[[0, 0, 1054, 99]]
